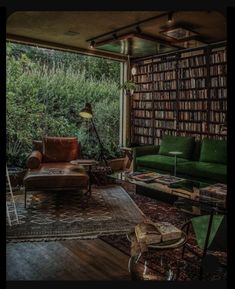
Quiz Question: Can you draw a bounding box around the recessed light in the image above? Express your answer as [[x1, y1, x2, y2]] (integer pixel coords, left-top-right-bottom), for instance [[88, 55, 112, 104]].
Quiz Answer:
[[161, 27, 198, 40]]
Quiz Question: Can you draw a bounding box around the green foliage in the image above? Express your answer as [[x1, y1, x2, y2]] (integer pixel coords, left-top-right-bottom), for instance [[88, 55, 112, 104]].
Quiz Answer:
[[6, 43, 121, 167]]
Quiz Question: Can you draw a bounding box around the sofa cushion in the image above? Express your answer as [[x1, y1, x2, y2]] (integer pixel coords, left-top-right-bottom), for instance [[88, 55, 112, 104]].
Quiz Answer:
[[177, 161, 227, 183], [26, 150, 42, 169], [33, 140, 43, 153], [158, 135, 195, 160], [199, 139, 227, 165], [43, 137, 79, 162], [136, 154, 189, 172]]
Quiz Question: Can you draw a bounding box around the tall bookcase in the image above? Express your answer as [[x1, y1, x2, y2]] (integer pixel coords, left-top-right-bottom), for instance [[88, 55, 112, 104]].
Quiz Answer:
[[130, 43, 227, 146]]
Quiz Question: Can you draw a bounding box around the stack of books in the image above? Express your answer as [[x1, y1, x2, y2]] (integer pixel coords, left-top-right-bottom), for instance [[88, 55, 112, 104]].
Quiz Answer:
[[200, 183, 227, 202]]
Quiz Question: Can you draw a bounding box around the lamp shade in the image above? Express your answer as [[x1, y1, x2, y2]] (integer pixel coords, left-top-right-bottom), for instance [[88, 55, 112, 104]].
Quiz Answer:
[[79, 103, 93, 119]]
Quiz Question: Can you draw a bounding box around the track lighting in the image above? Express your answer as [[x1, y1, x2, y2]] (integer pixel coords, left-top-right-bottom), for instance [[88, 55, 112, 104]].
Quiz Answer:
[[167, 12, 173, 23], [90, 40, 96, 49]]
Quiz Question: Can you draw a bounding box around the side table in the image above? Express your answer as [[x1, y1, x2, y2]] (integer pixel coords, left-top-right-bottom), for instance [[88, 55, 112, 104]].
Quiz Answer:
[[70, 159, 98, 197], [127, 230, 187, 280], [169, 151, 183, 176]]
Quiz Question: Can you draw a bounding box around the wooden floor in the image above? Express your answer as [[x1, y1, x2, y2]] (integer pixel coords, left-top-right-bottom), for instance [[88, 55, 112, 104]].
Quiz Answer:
[[6, 239, 132, 280]]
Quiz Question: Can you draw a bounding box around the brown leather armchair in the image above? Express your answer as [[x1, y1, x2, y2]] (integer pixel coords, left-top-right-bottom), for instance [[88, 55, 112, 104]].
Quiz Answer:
[[23, 137, 89, 208]]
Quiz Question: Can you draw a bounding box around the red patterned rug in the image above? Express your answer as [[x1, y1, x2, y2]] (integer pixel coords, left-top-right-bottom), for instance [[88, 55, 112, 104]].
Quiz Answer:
[[100, 183, 227, 281]]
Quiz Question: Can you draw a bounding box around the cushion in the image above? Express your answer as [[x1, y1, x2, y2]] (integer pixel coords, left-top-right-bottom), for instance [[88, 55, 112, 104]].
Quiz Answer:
[[158, 135, 195, 160], [136, 154, 189, 173], [43, 137, 79, 162], [199, 139, 227, 165], [177, 161, 227, 183], [26, 150, 42, 169]]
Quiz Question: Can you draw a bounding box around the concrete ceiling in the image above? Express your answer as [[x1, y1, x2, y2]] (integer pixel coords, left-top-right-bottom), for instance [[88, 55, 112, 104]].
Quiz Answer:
[[7, 11, 226, 60]]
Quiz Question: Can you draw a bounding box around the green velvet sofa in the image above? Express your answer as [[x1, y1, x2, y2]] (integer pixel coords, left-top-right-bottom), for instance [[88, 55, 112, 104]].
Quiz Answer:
[[133, 135, 227, 184]]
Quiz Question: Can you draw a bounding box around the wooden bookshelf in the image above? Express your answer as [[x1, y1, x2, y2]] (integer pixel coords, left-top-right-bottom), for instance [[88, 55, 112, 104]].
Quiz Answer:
[[130, 43, 227, 145]]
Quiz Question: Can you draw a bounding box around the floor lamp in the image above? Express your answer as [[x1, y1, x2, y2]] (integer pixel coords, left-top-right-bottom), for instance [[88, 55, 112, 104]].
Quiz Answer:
[[79, 103, 108, 166]]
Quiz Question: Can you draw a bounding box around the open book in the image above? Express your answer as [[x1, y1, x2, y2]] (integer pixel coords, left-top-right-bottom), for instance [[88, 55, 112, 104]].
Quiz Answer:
[[135, 221, 182, 245]]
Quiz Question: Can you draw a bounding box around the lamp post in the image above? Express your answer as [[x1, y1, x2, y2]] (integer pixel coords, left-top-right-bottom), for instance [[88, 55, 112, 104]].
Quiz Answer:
[[79, 103, 108, 166]]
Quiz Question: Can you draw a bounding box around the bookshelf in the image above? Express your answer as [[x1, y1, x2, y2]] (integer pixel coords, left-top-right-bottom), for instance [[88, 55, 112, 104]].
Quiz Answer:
[[130, 43, 227, 145]]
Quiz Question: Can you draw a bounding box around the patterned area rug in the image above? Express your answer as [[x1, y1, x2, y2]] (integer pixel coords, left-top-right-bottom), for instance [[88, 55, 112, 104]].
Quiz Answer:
[[7, 185, 146, 241], [100, 183, 227, 281]]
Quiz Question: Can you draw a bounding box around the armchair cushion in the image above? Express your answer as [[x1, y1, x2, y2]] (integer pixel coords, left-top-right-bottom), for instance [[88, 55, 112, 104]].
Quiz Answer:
[[43, 136, 79, 162], [159, 135, 195, 160], [26, 150, 42, 169]]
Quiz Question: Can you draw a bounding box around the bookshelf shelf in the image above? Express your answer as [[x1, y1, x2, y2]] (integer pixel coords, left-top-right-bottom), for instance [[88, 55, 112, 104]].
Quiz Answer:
[[130, 43, 226, 146]]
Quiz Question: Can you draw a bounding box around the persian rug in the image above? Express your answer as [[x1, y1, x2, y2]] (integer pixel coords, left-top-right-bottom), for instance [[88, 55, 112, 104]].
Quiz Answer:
[[6, 185, 146, 242], [100, 183, 227, 281]]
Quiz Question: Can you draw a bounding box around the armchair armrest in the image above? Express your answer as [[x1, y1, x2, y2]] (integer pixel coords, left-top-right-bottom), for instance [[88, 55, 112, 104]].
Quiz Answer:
[[26, 150, 42, 169], [132, 145, 160, 171]]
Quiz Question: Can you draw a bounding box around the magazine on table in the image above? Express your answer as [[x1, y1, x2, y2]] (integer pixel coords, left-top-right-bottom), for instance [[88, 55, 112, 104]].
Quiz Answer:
[[154, 174, 184, 185], [130, 172, 163, 182]]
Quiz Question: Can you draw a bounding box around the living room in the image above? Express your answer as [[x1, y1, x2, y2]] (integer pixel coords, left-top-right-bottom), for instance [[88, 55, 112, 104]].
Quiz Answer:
[[6, 10, 227, 283]]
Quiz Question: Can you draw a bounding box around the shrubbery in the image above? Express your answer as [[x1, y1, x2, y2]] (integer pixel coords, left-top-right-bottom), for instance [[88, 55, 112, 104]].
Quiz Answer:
[[6, 43, 121, 167]]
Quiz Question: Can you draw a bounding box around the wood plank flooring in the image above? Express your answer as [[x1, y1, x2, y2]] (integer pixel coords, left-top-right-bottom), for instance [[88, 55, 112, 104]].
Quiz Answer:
[[6, 239, 132, 280]]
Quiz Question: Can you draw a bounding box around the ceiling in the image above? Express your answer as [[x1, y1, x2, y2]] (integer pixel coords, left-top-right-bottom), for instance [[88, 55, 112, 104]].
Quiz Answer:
[[7, 11, 226, 61]]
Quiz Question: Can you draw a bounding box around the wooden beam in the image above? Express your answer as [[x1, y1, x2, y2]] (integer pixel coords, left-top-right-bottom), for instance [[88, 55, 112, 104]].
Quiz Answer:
[[6, 33, 127, 62]]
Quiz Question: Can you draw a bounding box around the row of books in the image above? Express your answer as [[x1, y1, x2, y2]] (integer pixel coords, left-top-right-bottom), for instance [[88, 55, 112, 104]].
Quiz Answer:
[[153, 71, 176, 81], [153, 61, 177, 72], [132, 135, 153, 145], [210, 50, 226, 64], [153, 91, 177, 100], [153, 80, 177, 91], [178, 131, 208, 140], [208, 124, 222, 134], [138, 65, 152, 74], [178, 67, 207, 78], [155, 120, 176, 129], [133, 118, 152, 127], [133, 74, 152, 83], [178, 101, 207, 110], [132, 101, 152, 109], [133, 110, 153, 118], [132, 92, 153, 101], [154, 101, 176, 110], [210, 64, 227, 76], [178, 122, 206, 132], [155, 111, 176, 119], [209, 112, 226, 122], [136, 83, 153, 91], [210, 88, 227, 99], [180, 49, 204, 58], [210, 100, 227, 111], [178, 111, 207, 121], [178, 89, 207, 99], [178, 55, 206, 68], [179, 78, 206, 89], [134, 127, 153, 136], [210, 76, 226, 87]]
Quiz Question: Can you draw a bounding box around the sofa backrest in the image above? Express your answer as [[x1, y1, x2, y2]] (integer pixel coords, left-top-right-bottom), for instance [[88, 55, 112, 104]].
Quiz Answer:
[[33, 137, 80, 162], [199, 138, 227, 165], [158, 135, 195, 160]]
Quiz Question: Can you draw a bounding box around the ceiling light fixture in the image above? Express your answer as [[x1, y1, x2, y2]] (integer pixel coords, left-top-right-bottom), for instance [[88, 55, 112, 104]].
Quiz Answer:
[[167, 12, 173, 23], [90, 40, 96, 49]]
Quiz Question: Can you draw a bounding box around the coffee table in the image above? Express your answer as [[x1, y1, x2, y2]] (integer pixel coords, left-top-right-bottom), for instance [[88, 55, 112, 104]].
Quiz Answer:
[[127, 230, 187, 280], [109, 172, 226, 215]]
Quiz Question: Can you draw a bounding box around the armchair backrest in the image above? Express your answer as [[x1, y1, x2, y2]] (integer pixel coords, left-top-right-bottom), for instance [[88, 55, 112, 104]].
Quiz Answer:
[[33, 137, 80, 162]]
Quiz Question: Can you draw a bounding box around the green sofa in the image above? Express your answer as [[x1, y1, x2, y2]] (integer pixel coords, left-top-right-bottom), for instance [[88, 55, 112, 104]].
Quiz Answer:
[[133, 135, 227, 184]]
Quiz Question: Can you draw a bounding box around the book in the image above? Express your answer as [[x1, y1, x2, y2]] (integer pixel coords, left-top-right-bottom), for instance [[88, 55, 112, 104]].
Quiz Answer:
[[135, 222, 162, 245], [200, 183, 227, 201], [134, 220, 182, 245], [154, 222, 182, 242]]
